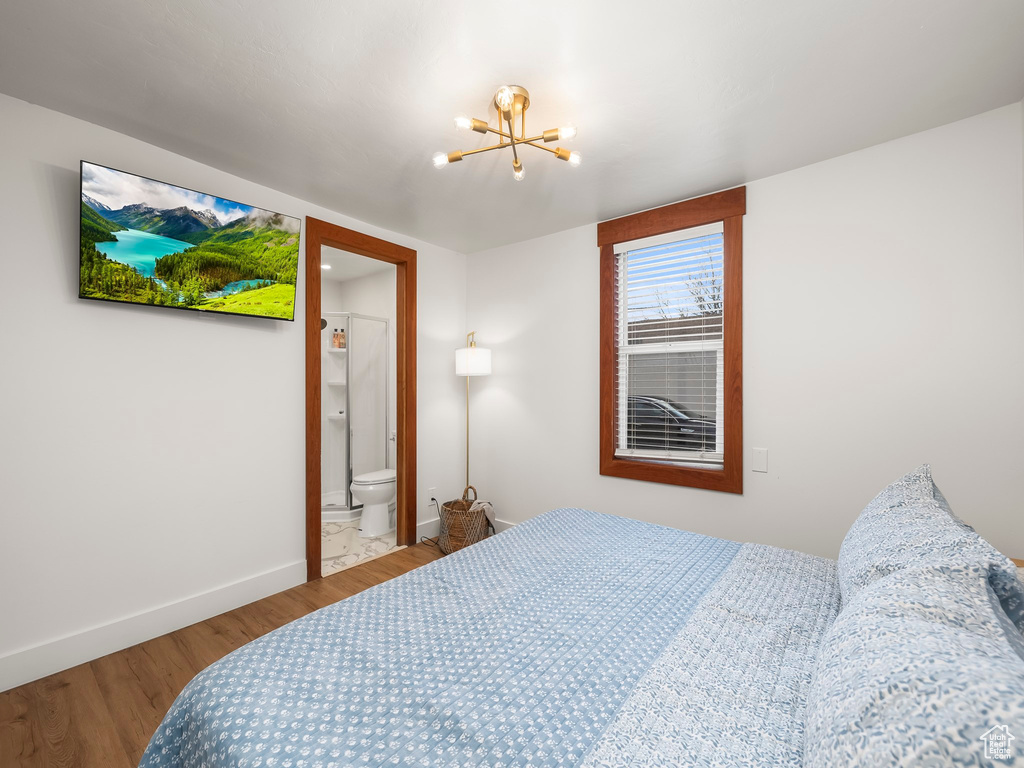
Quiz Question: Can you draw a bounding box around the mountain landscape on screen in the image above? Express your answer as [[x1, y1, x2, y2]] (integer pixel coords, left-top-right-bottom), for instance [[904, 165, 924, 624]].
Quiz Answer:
[[79, 162, 300, 320]]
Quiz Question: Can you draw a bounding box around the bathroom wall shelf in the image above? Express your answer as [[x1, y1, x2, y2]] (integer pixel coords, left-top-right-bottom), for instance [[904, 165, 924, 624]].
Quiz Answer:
[[327, 381, 346, 386], [328, 348, 348, 353]]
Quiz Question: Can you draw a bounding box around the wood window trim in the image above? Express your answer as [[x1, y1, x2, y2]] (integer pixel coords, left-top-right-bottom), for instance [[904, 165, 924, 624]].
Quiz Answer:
[[305, 216, 418, 581], [598, 187, 745, 494]]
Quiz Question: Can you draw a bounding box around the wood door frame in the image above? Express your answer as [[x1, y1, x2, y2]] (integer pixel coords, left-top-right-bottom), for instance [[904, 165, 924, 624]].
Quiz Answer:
[[305, 216, 417, 581]]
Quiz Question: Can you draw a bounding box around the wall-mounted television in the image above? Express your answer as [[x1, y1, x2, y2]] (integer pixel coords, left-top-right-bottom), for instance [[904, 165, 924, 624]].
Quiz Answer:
[[79, 161, 300, 321]]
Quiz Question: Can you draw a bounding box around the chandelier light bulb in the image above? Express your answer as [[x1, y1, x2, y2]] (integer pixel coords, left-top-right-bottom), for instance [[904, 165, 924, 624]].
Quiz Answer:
[[513, 163, 525, 182], [568, 151, 582, 168], [454, 115, 472, 131], [432, 152, 449, 169], [495, 86, 514, 113], [558, 124, 577, 141]]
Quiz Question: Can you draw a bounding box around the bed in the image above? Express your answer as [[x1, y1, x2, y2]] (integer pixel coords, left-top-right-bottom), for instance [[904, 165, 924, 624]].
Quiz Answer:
[[141, 467, 1024, 767]]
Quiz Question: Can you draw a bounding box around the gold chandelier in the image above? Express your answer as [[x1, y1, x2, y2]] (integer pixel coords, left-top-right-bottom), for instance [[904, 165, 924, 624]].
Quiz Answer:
[[433, 85, 581, 182]]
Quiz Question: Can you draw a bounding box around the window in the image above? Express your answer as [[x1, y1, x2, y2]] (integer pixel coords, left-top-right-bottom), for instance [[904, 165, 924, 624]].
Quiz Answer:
[[598, 187, 744, 493], [618, 222, 724, 464]]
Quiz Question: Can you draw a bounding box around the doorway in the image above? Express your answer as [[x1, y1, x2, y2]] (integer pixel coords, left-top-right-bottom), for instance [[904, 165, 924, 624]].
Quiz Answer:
[[305, 217, 416, 581]]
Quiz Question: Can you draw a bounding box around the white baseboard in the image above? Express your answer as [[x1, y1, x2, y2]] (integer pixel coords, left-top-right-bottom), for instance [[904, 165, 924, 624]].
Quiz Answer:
[[1, 518, 521, 693], [417, 516, 441, 540], [0, 560, 306, 693]]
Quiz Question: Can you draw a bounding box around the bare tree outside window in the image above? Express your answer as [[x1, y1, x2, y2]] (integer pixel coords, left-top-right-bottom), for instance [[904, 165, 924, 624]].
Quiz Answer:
[[686, 255, 723, 317]]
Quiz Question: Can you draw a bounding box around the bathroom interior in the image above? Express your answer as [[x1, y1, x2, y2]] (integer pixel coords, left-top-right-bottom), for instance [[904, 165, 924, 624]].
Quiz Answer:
[[320, 245, 398, 576]]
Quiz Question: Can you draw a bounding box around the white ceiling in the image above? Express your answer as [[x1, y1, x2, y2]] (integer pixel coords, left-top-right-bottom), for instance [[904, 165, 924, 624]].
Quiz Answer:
[[321, 245, 394, 283], [2, 1, 1023, 253]]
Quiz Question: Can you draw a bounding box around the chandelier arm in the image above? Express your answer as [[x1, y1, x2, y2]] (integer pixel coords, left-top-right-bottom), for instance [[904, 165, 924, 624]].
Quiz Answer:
[[482, 125, 513, 141], [478, 124, 553, 145], [507, 118, 519, 166], [449, 140, 561, 160], [524, 141, 559, 155], [459, 143, 513, 158]]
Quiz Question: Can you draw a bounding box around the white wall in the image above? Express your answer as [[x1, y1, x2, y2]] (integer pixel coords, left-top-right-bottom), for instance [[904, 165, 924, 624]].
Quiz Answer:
[[467, 103, 1024, 561], [0, 93, 467, 691], [323, 268, 399, 471]]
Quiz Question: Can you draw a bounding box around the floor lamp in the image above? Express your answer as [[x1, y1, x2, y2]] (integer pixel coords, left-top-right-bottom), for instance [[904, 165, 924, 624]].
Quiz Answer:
[[455, 331, 491, 488]]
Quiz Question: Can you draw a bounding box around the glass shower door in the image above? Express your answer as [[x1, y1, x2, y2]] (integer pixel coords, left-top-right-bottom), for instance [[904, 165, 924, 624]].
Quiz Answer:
[[348, 315, 389, 486]]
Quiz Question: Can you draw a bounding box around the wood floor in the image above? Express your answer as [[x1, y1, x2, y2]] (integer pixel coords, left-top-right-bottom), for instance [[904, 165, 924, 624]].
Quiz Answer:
[[0, 543, 444, 768]]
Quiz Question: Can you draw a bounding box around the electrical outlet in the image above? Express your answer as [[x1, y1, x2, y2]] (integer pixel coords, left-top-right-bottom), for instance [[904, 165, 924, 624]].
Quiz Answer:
[[427, 487, 437, 506]]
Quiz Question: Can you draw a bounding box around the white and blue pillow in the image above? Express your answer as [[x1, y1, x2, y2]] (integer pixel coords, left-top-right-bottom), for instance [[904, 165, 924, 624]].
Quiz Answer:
[[837, 464, 1023, 630], [805, 562, 1024, 767]]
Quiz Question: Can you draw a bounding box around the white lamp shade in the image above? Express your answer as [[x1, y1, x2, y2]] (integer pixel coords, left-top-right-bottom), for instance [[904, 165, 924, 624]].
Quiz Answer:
[[455, 346, 491, 376]]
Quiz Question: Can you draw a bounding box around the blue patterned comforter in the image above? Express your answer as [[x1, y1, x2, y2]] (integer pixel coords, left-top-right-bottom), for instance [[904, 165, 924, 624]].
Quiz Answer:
[[140, 509, 840, 767]]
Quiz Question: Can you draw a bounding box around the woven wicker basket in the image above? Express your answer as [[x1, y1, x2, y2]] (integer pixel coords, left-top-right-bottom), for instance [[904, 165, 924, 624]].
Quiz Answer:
[[438, 486, 490, 555]]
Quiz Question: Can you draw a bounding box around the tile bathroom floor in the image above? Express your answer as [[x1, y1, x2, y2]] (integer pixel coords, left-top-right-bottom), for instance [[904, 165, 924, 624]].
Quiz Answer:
[[321, 519, 401, 577]]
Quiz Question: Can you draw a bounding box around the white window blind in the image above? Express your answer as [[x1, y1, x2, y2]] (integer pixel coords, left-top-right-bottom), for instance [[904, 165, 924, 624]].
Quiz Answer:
[[614, 222, 725, 466]]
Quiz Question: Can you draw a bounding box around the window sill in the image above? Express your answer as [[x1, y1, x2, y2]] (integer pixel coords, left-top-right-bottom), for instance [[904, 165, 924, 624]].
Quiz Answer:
[[599, 455, 742, 494]]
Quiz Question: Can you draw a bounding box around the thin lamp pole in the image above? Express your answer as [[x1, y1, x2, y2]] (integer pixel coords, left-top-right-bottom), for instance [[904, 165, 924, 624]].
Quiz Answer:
[[465, 331, 474, 489]]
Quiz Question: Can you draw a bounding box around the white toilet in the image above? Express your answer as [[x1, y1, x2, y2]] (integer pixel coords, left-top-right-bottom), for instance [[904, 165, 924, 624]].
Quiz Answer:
[[351, 468, 396, 538]]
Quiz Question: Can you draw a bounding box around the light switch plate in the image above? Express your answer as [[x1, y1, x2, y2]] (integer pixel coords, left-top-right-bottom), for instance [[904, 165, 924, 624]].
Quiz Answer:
[[752, 447, 768, 473]]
